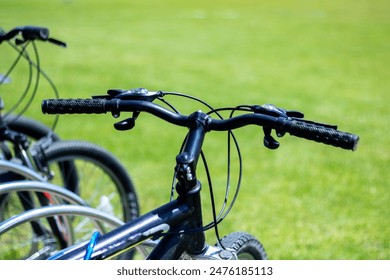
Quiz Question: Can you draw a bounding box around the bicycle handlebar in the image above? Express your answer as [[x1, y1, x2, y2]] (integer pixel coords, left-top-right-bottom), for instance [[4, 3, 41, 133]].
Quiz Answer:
[[42, 98, 359, 151], [0, 26, 66, 47]]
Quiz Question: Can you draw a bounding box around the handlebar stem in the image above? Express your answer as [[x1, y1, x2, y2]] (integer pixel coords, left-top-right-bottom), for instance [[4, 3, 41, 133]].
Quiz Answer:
[[175, 111, 209, 196]]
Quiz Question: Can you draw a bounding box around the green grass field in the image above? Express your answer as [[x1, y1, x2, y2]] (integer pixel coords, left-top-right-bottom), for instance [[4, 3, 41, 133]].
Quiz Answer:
[[1, 0, 389, 259]]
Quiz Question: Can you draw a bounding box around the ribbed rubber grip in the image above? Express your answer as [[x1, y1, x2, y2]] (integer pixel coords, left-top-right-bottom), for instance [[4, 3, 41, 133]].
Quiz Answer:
[[285, 119, 359, 151], [42, 99, 107, 114]]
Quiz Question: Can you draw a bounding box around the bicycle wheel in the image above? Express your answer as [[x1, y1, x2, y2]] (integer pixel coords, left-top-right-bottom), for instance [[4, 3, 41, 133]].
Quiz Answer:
[[1, 119, 139, 259], [4, 114, 60, 141], [0, 204, 124, 259], [40, 140, 139, 222], [0, 161, 46, 224], [2, 116, 138, 222], [218, 232, 268, 260], [0, 180, 92, 259]]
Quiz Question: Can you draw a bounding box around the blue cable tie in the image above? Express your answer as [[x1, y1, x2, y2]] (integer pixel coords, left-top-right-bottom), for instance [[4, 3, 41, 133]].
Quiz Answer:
[[83, 231, 100, 260]]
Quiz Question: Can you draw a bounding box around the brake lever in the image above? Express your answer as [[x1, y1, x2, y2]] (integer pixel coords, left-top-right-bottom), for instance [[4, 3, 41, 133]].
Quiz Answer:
[[252, 104, 304, 149], [47, 38, 67, 48], [92, 88, 163, 129], [114, 112, 140, 131], [263, 127, 280, 149]]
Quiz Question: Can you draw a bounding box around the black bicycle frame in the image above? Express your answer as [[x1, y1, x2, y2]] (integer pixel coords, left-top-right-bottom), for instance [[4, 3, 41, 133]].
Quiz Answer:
[[50, 112, 211, 260]]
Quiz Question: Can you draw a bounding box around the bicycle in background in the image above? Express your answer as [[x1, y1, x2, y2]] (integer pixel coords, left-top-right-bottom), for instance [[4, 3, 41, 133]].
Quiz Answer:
[[0, 26, 140, 259]]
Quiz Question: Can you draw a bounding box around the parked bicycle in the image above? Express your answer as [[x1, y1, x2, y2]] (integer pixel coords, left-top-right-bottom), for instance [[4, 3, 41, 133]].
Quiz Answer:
[[39, 88, 358, 260], [0, 97, 140, 259], [0, 26, 140, 259], [0, 25, 139, 222]]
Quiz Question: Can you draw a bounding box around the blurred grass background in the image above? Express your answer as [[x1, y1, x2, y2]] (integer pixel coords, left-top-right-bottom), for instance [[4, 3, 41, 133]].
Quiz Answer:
[[0, 0, 389, 259]]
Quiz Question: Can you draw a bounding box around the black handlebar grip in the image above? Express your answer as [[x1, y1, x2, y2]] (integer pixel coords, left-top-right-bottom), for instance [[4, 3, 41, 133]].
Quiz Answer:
[[284, 119, 359, 151], [42, 99, 107, 114], [21, 26, 49, 41]]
